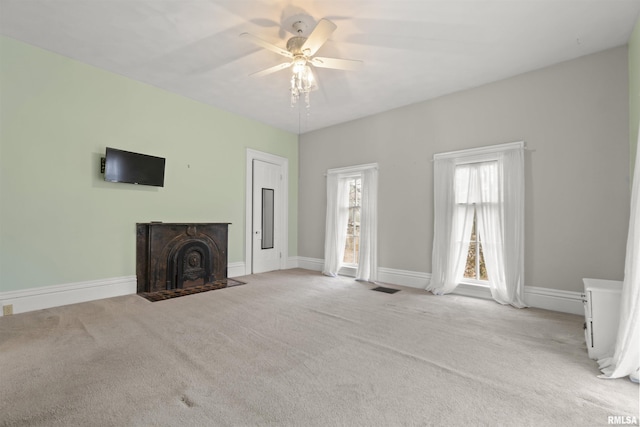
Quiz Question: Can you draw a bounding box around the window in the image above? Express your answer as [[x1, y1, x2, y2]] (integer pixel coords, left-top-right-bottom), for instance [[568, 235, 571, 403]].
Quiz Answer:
[[463, 209, 488, 281], [455, 162, 492, 284], [343, 177, 361, 265], [428, 141, 525, 307], [323, 162, 377, 282]]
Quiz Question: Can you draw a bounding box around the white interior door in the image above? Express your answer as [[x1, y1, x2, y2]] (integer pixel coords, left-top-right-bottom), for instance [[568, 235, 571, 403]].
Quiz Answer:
[[252, 159, 282, 273]]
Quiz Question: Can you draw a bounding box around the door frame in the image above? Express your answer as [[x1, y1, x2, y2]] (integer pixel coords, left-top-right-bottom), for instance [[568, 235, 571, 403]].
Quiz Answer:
[[245, 148, 289, 275]]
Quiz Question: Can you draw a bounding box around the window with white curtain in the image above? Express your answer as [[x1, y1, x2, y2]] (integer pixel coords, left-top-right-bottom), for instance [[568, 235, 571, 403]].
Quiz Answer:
[[343, 177, 362, 265], [323, 164, 378, 282], [427, 142, 526, 308], [457, 161, 496, 285]]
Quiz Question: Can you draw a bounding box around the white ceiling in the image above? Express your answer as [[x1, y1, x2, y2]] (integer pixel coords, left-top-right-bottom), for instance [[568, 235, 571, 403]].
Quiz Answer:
[[1, 1, 639, 134]]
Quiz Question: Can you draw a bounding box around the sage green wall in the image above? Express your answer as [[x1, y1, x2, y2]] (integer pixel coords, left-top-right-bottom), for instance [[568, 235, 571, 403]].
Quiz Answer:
[[299, 46, 629, 293], [0, 36, 298, 292], [630, 16, 640, 176]]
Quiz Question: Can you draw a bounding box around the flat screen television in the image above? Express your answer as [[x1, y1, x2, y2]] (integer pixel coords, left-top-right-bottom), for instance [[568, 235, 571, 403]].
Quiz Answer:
[[103, 147, 165, 187]]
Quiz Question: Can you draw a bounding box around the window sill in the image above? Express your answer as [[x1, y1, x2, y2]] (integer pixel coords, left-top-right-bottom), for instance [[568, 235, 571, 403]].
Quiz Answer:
[[339, 265, 358, 277], [453, 281, 492, 300], [459, 280, 489, 288]]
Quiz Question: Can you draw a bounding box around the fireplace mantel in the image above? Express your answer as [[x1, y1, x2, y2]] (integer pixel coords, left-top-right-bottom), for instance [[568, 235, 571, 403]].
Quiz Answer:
[[136, 222, 230, 293]]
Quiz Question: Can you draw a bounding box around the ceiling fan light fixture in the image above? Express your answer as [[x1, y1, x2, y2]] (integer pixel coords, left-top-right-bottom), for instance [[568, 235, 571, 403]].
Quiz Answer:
[[291, 57, 307, 73], [242, 17, 360, 111], [290, 60, 316, 109]]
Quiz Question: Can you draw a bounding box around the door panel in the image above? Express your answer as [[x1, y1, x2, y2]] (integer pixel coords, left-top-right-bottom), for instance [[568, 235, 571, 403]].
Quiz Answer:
[[253, 160, 281, 273]]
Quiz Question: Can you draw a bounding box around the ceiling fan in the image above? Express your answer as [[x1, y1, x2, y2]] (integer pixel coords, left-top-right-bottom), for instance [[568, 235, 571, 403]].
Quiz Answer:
[[240, 17, 362, 107]]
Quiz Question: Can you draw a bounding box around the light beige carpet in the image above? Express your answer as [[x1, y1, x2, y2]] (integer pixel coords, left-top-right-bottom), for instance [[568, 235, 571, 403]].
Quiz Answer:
[[0, 269, 637, 426]]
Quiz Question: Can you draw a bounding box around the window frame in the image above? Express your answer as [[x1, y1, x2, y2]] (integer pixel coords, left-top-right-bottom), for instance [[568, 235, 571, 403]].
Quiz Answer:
[[434, 141, 524, 289]]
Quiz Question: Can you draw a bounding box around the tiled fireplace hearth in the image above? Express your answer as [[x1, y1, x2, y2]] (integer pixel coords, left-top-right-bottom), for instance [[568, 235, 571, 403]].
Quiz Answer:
[[136, 223, 229, 293]]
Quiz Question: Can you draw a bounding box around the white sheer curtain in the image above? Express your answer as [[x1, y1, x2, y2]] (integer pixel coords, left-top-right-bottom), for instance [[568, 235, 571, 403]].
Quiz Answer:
[[322, 173, 350, 277], [356, 167, 378, 282], [475, 150, 526, 307], [598, 129, 640, 382], [427, 160, 475, 294], [427, 142, 526, 308]]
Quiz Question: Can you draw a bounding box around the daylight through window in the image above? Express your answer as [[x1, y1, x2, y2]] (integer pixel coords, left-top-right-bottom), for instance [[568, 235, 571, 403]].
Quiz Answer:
[[343, 177, 361, 265], [464, 209, 488, 281]]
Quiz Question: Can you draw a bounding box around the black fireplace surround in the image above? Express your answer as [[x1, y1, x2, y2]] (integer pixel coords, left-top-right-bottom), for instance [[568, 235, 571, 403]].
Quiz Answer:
[[136, 223, 229, 293]]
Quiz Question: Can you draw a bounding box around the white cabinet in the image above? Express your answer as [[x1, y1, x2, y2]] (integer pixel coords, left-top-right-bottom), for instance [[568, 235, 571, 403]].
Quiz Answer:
[[582, 278, 622, 360]]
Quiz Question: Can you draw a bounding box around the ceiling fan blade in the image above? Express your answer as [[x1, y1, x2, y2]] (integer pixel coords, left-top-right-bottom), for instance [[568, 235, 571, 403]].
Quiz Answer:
[[249, 62, 292, 77], [311, 57, 363, 71], [301, 19, 337, 56], [240, 32, 292, 58]]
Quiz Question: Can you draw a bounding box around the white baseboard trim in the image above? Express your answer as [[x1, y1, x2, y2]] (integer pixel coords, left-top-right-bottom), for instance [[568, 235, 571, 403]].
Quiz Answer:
[[524, 286, 584, 315], [286, 256, 299, 269], [234, 257, 319, 274], [378, 267, 431, 289], [297, 257, 324, 272], [228, 262, 246, 278], [3, 264, 582, 317], [295, 257, 358, 277], [295, 258, 583, 315], [296, 258, 431, 289], [451, 284, 584, 315], [1, 262, 259, 316], [0, 276, 137, 316]]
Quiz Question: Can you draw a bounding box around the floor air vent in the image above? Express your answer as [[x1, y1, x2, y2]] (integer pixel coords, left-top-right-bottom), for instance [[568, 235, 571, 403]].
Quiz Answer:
[[372, 286, 400, 294]]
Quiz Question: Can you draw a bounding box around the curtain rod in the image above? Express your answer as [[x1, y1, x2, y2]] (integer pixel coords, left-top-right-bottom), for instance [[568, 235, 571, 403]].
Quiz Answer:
[[431, 141, 534, 162], [324, 163, 378, 176]]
